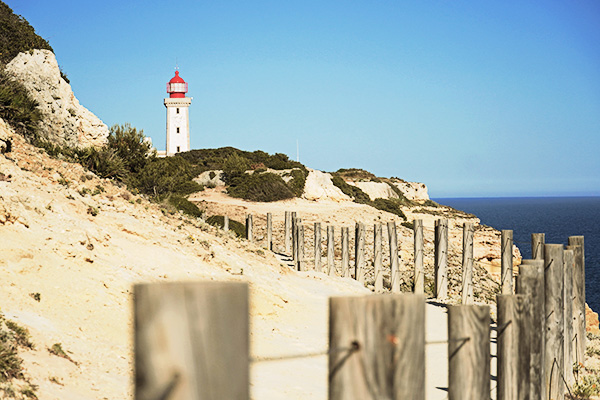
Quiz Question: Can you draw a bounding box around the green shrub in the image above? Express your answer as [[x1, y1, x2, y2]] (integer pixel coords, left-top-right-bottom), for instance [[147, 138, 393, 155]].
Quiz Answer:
[[4, 321, 33, 349], [0, 340, 23, 382], [0, 2, 53, 65], [372, 198, 407, 220], [331, 175, 371, 204], [0, 70, 41, 141], [287, 169, 307, 197], [107, 123, 154, 173], [206, 215, 245, 237], [222, 153, 250, 185], [422, 199, 440, 207], [401, 221, 414, 230], [227, 172, 295, 202], [167, 195, 203, 218], [78, 147, 127, 180], [128, 157, 202, 197], [336, 168, 377, 181]]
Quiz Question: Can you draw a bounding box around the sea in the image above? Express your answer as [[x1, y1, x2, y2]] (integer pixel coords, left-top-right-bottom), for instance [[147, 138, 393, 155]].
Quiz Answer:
[[435, 197, 600, 313]]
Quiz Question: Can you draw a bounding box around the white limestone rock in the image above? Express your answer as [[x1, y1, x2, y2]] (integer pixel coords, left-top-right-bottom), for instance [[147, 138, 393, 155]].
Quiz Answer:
[[302, 169, 351, 202], [5, 49, 108, 149], [194, 170, 225, 187], [348, 181, 398, 201], [391, 180, 429, 201]]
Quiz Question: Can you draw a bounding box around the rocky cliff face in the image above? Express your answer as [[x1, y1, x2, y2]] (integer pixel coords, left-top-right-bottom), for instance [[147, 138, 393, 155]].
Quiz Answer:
[[5, 49, 108, 149]]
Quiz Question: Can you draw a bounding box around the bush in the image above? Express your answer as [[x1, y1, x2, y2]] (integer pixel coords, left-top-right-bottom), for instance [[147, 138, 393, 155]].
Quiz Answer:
[[0, 2, 53, 65], [336, 168, 377, 181], [287, 169, 307, 197], [222, 153, 250, 185], [227, 172, 295, 202], [78, 147, 127, 180], [206, 215, 246, 237], [107, 123, 154, 173], [372, 198, 407, 220], [0, 70, 41, 141], [331, 175, 371, 204], [167, 195, 203, 218], [128, 156, 202, 197]]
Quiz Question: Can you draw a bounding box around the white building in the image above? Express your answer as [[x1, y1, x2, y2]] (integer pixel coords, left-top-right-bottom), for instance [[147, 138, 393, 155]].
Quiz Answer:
[[161, 70, 192, 156]]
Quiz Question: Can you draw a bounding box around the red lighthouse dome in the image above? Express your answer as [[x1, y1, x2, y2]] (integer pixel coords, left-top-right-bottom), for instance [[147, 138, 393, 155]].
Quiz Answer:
[[167, 71, 188, 98]]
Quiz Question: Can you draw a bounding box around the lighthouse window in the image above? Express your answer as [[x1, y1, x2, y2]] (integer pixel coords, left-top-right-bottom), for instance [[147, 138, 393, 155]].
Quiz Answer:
[[177, 146, 180, 153], [176, 108, 179, 114], [176, 127, 180, 133]]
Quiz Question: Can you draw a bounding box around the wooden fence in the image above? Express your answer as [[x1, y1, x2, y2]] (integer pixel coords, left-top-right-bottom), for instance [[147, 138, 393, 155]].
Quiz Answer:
[[133, 211, 586, 400]]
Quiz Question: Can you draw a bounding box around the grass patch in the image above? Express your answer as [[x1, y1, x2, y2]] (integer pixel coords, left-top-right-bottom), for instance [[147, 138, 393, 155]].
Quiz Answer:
[[4, 322, 32, 349], [166, 195, 203, 218]]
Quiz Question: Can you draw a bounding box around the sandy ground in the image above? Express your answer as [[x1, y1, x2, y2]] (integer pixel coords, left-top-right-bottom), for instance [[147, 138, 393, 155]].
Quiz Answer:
[[2, 130, 594, 399]]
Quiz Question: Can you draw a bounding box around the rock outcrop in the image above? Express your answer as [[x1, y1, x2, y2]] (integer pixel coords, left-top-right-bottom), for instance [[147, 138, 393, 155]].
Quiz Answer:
[[390, 179, 429, 201], [5, 49, 108, 149], [302, 169, 351, 202]]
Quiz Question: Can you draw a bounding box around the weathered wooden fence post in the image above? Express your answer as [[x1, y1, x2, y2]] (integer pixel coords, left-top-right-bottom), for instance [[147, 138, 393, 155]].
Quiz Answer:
[[448, 305, 490, 400], [388, 221, 400, 293], [355, 222, 366, 283], [564, 249, 575, 386], [531, 233, 545, 260], [292, 214, 298, 263], [544, 244, 565, 400], [223, 216, 229, 232], [497, 294, 531, 400], [329, 294, 426, 400], [328, 225, 335, 276], [297, 224, 305, 271], [501, 230, 513, 294], [517, 259, 546, 400], [568, 235, 585, 368], [266, 212, 272, 250], [434, 219, 448, 299], [413, 219, 424, 294], [341, 227, 350, 278], [314, 222, 322, 272], [284, 211, 292, 254], [462, 222, 474, 305], [134, 282, 249, 400], [246, 214, 253, 241], [374, 224, 383, 292]]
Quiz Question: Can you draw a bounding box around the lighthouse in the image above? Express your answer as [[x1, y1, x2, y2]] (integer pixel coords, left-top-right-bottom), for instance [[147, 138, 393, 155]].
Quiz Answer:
[[164, 70, 192, 155]]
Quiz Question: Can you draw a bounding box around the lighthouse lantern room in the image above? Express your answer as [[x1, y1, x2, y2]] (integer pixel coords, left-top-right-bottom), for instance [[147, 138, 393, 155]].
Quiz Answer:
[[164, 70, 192, 156]]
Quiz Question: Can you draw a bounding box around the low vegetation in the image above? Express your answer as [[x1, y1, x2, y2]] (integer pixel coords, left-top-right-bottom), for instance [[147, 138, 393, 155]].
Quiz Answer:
[[0, 314, 37, 399], [206, 215, 245, 238]]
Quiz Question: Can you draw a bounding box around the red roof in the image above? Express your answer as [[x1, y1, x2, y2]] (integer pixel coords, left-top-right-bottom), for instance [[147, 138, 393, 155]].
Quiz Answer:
[[169, 70, 185, 84]]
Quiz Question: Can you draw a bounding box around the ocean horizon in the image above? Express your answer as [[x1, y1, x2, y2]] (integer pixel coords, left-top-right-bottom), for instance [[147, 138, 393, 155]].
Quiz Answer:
[[434, 196, 600, 313]]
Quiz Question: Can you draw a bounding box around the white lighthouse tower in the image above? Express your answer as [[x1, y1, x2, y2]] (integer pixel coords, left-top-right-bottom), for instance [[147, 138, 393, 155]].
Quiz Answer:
[[164, 70, 192, 155]]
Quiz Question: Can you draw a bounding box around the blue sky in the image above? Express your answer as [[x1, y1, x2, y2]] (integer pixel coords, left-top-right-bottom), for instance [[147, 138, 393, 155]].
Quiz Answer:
[[9, 1, 600, 197]]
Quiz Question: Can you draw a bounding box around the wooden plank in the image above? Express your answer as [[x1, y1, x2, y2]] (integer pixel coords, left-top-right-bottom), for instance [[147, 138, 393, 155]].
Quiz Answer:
[[341, 227, 350, 278], [434, 219, 448, 299], [134, 282, 249, 400], [292, 214, 298, 263], [448, 305, 490, 400], [544, 244, 564, 400], [568, 235, 586, 368], [284, 211, 291, 254], [501, 230, 513, 294], [531, 233, 545, 260], [266, 212, 272, 250], [388, 221, 400, 293], [413, 219, 424, 294], [563, 249, 575, 386], [298, 224, 305, 271], [374, 223, 383, 292], [497, 294, 531, 400], [517, 260, 546, 400], [328, 225, 336, 276], [314, 222, 322, 272], [329, 294, 426, 400], [355, 222, 366, 283], [246, 214, 253, 242], [462, 223, 474, 305], [223, 216, 229, 232]]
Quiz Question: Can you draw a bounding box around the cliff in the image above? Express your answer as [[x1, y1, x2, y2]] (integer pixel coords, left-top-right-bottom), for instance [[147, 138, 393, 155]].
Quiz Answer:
[[5, 49, 108, 149]]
